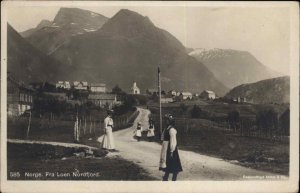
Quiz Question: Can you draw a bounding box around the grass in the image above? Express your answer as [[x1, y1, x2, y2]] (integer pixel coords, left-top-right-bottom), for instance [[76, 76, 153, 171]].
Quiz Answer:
[[149, 109, 289, 175], [7, 142, 156, 180]]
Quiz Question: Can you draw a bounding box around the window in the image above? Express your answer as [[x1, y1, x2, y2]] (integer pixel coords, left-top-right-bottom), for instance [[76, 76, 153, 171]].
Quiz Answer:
[[20, 93, 24, 101]]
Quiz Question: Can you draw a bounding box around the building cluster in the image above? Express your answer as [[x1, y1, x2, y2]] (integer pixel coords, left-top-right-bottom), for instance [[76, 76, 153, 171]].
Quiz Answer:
[[145, 87, 217, 103], [7, 76, 119, 117], [56, 81, 106, 93]]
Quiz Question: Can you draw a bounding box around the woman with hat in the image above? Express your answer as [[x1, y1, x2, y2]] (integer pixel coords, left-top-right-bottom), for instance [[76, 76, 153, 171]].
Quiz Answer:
[[159, 114, 183, 181], [101, 109, 115, 151]]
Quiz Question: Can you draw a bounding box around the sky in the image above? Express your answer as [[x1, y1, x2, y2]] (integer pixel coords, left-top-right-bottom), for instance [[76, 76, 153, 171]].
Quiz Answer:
[[7, 5, 291, 75]]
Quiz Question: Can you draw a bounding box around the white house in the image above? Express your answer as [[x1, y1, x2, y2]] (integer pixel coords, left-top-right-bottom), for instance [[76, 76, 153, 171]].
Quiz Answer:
[[90, 83, 106, 93], [56, 81, 71, 89], [179, 92, 193, 100], [73, 81, 88, 90], [132, 82, 140, 95], [200, 90, 216, 100]]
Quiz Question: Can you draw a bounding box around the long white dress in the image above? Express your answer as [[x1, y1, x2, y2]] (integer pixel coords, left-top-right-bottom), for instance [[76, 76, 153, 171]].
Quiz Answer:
[[101, 116, 115, 150]]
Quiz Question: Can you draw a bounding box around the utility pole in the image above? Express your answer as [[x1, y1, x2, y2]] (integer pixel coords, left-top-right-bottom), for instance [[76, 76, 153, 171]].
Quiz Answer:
[[158, 66, 162, 138]]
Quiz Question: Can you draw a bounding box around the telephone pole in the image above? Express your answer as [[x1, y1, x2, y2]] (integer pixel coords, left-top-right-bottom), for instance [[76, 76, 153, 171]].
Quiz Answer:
[[158, 67, 162, 137]]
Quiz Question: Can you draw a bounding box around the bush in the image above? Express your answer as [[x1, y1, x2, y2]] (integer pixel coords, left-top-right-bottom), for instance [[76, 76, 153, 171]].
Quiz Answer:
[[227, 110, 240, 130], [256, 108, 278, 132], [191, 105, 202, 118], [279, 108, 290, 135]]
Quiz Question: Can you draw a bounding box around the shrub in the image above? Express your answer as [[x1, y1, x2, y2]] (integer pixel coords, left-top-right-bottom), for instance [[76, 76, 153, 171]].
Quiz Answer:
[[191, 105, 202, 118]]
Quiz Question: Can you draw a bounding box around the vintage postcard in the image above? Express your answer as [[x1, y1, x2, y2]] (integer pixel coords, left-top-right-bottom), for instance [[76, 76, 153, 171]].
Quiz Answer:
[[1, 1, 299, 193]]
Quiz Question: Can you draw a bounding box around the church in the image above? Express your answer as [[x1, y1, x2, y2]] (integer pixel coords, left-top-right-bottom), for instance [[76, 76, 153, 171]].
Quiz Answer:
[[131, 82, 140, 95]]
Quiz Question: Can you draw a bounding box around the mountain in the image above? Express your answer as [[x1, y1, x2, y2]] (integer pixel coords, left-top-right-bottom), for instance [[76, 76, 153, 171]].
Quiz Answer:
[[225, 76, 290, 104], [189, 48, 281, 88], [23, 7, 108, 54], [20, 19, 52, 38], [49, 9, 228, 95], [7, 23, 69, 83]]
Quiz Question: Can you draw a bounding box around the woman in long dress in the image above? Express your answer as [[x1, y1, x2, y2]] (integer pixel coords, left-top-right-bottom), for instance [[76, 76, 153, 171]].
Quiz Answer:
[[133, 122, 143, 141], [147, 119, 155, 142], [101, 110, 115, 150], [159, 114, 183, 181]]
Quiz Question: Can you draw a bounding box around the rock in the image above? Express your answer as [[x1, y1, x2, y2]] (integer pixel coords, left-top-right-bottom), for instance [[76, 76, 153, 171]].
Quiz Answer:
[[73, 152, 85, 158], [93, 149, 108, 157]]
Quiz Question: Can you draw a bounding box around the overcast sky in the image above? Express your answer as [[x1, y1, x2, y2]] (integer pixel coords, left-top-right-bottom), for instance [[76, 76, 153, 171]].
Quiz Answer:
[[7, 5, 290, 75]]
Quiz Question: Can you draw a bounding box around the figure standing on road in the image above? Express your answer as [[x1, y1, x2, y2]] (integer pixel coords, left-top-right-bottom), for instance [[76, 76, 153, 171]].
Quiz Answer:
[[159, 114, 183, 181], [101, 109, 115, 151], [133, 122, 143, 142], [147, 118, 155, 142]]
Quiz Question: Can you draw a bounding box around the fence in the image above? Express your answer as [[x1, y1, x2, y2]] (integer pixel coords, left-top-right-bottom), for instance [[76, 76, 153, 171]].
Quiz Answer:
[[8, 108, 140, 143], [151, 114, 289, 143]]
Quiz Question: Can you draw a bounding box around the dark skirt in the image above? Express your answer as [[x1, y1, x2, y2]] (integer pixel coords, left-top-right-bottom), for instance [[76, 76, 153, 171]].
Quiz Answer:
[[159, 143, 183, 173]]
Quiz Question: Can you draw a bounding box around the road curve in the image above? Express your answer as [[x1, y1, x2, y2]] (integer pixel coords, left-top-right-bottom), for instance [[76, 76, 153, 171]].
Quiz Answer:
[[111, 107, 282, 181]]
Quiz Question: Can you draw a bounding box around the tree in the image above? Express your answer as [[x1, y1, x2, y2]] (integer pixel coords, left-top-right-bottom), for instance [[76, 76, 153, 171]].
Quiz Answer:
[[191, 105, 202, 118], [256, 108, 278, 136], [112, 85, 124, 95], [279, 108, 290, 136], [227, 110, 240, 131]]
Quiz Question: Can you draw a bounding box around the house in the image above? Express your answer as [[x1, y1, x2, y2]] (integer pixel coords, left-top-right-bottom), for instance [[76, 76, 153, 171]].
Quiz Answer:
[[146, 89, 157, 96], [73, 81, 88, 90], [7, 75, 34, 116], [168, 90, 177, 97], [131, 82, 140, 95], [179, 92, 193, 100], [237, 97, 247, 103], [90, 83, 106, 93], [161, 97, 174, 103], [88, 93, 117, 109], [43, 92, 68, 101], [200, 90, 216, 100], [56, 81, 71, 89]]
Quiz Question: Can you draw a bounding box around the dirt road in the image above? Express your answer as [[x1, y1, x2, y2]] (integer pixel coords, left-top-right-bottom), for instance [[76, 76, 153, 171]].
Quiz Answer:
[[110, 107, 284, 180]]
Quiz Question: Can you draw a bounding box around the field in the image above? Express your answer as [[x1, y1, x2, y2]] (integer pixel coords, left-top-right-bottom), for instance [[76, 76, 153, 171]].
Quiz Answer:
[[148, 100, 290, 175]]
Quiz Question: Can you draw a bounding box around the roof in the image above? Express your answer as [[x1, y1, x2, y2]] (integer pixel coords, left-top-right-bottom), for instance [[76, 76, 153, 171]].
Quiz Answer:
[[90, 83, 106, 87], [88, 94, 116, 100], [203, 90, 215, 94], [181, 92, 193, 96]]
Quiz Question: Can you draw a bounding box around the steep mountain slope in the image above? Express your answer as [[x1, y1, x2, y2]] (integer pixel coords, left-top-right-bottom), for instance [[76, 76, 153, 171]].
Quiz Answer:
[[189, 48, 281, 88], [7, 24, 69, 83], [50, 9, 228, 95], [20, 19, 52, 38], [24, 7, 108, 54], [225, 76, 290, 104]]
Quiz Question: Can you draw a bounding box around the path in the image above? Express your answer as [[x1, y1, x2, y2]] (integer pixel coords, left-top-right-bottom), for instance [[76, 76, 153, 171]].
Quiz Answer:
[[111, 107, 284, 180]]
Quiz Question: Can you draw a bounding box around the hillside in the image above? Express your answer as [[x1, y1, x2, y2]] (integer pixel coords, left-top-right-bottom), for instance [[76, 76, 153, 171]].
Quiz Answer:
[[23, 7, 108, 54], [48, 9, 228, 95], [225, 76, 290, 104], [189, 48, 281, 88], [7, 24, 69, 83]]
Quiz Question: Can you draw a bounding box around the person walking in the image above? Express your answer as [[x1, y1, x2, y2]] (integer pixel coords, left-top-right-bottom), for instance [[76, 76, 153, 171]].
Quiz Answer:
[[159, 114, 183, 181], [133, 122, 143, 142], [147, 118, 155, 142], [101, 109, 115, 151]]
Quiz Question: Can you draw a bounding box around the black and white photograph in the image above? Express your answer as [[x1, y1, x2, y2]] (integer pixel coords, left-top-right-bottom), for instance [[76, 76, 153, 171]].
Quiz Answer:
[[1, 1, 299, 193]]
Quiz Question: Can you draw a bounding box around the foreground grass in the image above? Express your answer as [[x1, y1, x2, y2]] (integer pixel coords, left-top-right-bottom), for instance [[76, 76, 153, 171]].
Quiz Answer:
[[7, 142, 156, 181]]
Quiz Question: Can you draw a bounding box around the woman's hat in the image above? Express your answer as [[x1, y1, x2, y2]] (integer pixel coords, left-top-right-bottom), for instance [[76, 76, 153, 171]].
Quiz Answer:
[[164, 114, 174, 120]]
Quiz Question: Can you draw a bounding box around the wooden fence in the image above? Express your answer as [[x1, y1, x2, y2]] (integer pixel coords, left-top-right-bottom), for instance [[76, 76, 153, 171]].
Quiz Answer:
[[151, 114, 289, 143], [8, 109, 140, 143]]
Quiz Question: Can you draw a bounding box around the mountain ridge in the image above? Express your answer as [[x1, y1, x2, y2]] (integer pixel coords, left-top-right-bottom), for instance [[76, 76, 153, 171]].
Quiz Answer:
[[189, 48, 282, 88], [225, 76, 290, 104]]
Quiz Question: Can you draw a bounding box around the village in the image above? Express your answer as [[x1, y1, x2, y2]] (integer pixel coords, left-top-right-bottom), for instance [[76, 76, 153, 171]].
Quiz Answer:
[[8, 73, 250, 117]]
